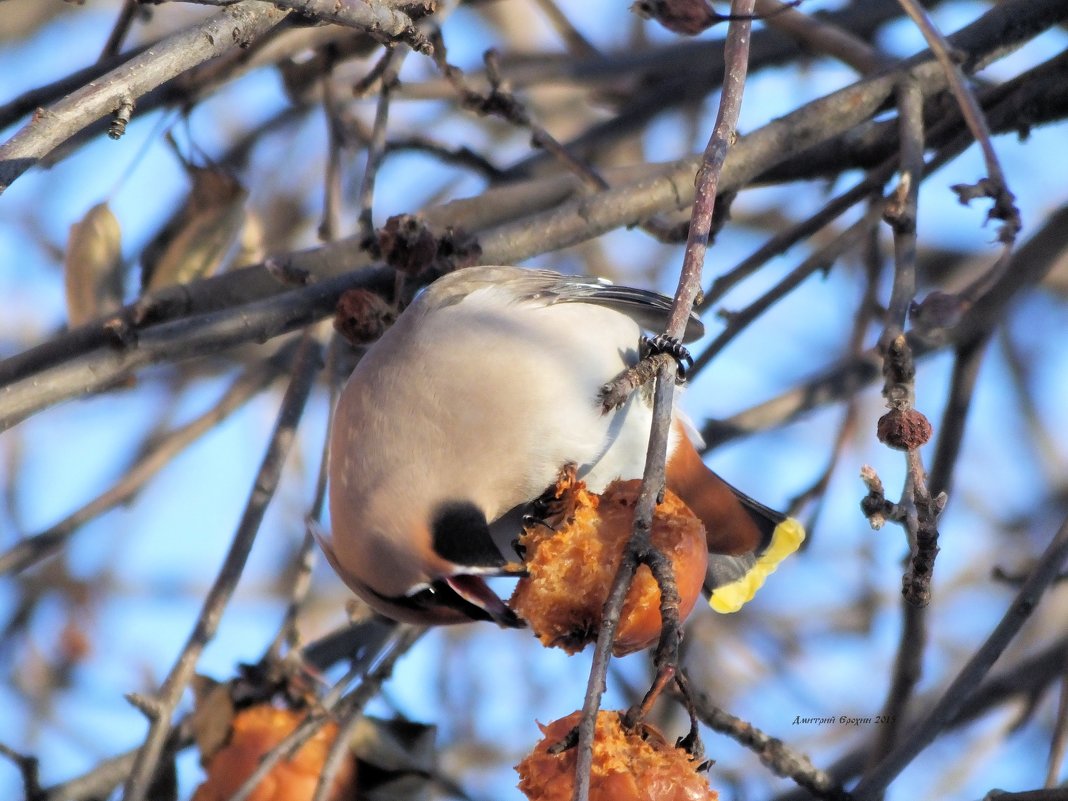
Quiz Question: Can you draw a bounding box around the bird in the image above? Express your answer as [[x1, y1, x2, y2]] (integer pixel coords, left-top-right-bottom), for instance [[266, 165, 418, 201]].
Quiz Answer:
[[322, 265, 804, 627]]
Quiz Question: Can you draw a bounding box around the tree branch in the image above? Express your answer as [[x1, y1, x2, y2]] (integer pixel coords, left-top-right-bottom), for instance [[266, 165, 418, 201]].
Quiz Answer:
[[0, 2, 289, 193], [574, 2, 756, 798], [853, 513, 1068, 800], [121, 329, 326, 801]]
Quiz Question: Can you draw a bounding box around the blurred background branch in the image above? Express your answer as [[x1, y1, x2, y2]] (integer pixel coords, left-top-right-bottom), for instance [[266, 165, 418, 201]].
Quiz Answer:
[[2, 0, 1068, 799]]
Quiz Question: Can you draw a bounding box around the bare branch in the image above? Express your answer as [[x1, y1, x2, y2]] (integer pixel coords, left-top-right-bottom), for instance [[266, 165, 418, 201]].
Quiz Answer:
[[121, 329, 327, 801], [173, 0, 434, 53], [686, 686, 846, 800], [0, 2, 289, 193], [0, 358, 283, 574], [574, 2, 756, 798], [853, 513, 1068, 800], [895, 0, 1021, 246], [704, 203, 1068, 449], [753, 0, 893, 73]]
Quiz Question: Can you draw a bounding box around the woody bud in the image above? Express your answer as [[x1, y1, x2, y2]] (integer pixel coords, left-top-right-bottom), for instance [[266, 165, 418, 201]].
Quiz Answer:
[[877, 408, 932, 451], [334, 288, 396, 346]]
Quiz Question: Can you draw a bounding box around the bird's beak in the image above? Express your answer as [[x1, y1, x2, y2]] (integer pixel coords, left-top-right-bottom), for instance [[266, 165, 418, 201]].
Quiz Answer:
[[444, 574, 524, 628]]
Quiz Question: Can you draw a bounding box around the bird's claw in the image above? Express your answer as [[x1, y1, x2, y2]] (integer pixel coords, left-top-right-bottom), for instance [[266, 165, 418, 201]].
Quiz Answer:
[[640, 334, 694, 382]]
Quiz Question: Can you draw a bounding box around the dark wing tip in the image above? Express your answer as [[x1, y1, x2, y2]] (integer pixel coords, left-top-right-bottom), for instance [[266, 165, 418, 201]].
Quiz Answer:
[[520, 272, 706, 342]]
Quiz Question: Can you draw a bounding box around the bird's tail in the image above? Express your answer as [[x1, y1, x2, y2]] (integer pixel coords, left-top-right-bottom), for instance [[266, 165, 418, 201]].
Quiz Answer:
[[665, 425, 805, 613]]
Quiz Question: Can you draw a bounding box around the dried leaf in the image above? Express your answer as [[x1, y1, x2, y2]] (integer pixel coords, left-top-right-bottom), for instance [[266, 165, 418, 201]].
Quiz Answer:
[[63, 201, 123, 327], [631, 0, 720, 35], [259, 193, 308, 254], [141, 166, 247, 292], [147, 755, 179, 801], [351, 717, 436, 801], [350, 717, 436, 774], [234, 208, 266, 269], [191, 674, 236, 764]]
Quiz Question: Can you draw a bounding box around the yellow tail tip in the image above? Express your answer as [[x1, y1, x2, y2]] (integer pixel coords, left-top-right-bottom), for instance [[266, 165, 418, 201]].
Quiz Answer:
[[709, 517, 805, 614]]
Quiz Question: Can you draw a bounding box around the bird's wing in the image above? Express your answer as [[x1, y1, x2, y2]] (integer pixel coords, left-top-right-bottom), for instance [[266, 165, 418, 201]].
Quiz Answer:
[[494, 267, 706, 342]]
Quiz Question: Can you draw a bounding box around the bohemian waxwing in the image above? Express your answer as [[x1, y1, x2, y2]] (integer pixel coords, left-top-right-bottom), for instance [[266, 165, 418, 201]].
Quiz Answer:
[[323, 266, 804, 627]]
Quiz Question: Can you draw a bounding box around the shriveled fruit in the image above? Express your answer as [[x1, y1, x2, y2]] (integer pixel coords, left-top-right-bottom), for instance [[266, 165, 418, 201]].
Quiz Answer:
[[516, 710, 716, 801], [191, 705, 356, 801], [509, 476, 708, 656]]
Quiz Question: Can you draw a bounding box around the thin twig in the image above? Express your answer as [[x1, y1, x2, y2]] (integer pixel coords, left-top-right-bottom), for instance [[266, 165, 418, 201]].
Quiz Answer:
[[266, 518, 322, 662], [175, 0, 434, 53], [771, 636, 1068, 801], [98, 0, 139, 62], [704, 202, 1068, 451], [0, 2, 289, 194], [430, 35, 611, 195], [121, 330, 326, 801], [573, 2, 757, 798], [37, 622, 400, 801], [309, 627, 431, 801], [1046, 654, 1068, 788], [227, 624, 422, 801], [895, 0, 1021, 247], [981, 791, 1068, 801], [357, 47, 407, 240], [482, 0, 1067, 263], [700, 160, 891, 310], [4, 15, 1067, 429], [997, 330, 1066, 487], [882, 74, 924, 345], [0, 742, 43, 801], [753, 0, 892, 73], [0, 266, 396, 431], [384, 135, 504, 179], [698, 84, 994, 315], [694, 203, 884, 375], [0, 361, 282, 575], [310, 703, 364, 801], [530, 0, 600, 58], [266, 335, 343, 661], [787, 227, 881, 527], [686, 684, 847, 800], [853, 513, 1068, 800], [880, 73, 941, 609], [928, 332, 990, 499], [320, 55, 344, 243], [865, 74, 932, 776], [599, 353, 675, 413]]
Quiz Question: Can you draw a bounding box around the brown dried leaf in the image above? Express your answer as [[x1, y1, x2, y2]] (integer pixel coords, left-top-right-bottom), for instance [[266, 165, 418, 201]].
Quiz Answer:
[[349, 716, 436, 773], [631, 0, 720, 35], [147, 756, 179, 801], [259, 193, 308, 254], [58, 618, 92, 663], [350, 717, 437, 801], [142, 166, 247, 291], [191, 674, 236, 764], [63, 201, 123, 327], [233, 208, 267, 269]]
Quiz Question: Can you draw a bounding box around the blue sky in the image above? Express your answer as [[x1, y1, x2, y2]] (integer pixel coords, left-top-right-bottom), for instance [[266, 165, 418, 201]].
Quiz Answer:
[[2, 1, 1068, 799]]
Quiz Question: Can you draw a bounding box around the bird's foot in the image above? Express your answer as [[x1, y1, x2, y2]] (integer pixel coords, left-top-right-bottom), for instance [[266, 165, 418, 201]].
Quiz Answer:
[[640, 334, 694, 381], [524, 463, 581, 531]]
